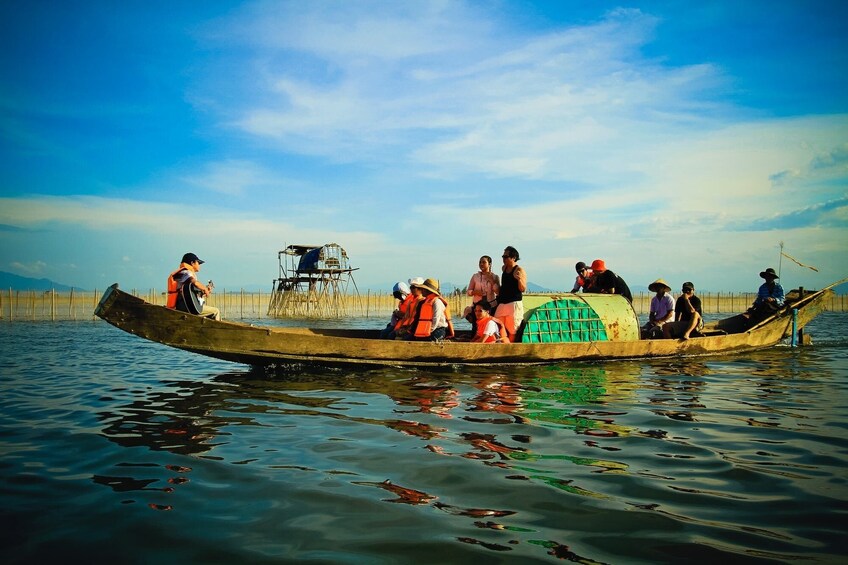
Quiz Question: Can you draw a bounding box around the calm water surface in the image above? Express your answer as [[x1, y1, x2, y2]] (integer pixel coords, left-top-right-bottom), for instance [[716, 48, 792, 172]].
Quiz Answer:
[[1, 314, 847, 563]]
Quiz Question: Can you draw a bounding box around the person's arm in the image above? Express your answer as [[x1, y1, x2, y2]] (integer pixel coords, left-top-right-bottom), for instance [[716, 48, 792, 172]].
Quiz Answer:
[[192, 277, 212, 296], [682, 295, 696, 315], [773, 284, 785, 306], [516, 267, 527, 293], [467, 274, 479, 297], [571, 275, 581, 293], [482, 319, 499, 342], [432, 298, 446, 329]]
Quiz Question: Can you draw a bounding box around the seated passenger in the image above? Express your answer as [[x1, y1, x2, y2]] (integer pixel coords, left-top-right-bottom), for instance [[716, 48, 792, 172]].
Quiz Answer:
[[642, 279, 675, 338], [170, 252, 220, 320], [393, 277, 425, 339], [744, 267, 785, 321], [409, 278, 455, 341], [571, 261, 593, 292], [380, 281, 411, 339], [663, 282, 703, 340], [588, 259, 633, 303], [470, 300, 509, 343]]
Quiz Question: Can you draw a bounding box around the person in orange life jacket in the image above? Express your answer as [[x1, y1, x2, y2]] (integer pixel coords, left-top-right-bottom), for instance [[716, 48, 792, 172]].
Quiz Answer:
[[409, 278, 454, 341], [571, 261, 594, 292], [392, 277, 425, 339], [171, 252, 220, 320], [494, 246, 526, 341], [470, 301, 509, 343], [380, 281, 412, 339], [166, 258, 193, 308]]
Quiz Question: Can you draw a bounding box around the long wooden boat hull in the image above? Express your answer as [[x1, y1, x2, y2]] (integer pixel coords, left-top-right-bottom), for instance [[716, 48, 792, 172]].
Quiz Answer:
[[94, 282, 835, 368]]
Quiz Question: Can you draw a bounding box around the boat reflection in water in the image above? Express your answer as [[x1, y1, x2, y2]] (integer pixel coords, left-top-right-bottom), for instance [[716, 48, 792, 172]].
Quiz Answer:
[[91, 343, 846, 561]]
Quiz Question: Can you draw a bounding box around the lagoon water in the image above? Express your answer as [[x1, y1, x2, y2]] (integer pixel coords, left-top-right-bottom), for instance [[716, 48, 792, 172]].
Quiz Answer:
[[1, 313, 847, 563]]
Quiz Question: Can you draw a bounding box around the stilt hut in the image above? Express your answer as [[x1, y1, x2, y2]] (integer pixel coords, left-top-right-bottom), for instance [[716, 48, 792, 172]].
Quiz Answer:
[[267, 243, 360, 318]]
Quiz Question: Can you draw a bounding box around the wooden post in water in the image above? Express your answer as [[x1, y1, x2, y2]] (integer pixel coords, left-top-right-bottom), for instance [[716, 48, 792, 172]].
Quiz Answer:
[[797, 287, 806, 345]]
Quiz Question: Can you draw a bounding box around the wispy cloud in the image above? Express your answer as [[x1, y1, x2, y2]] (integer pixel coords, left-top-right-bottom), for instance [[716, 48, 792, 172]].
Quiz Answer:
[[212, 4, 727, 184], [2, 1, 846, 292], [738, 196, 848, 231], [9, 260, 47, 275]]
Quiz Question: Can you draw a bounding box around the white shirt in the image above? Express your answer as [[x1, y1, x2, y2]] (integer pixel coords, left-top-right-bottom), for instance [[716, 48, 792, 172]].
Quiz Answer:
[[431, 297, 448, 329], [481, 319, 500, 340], [651, 293, 676, 323]]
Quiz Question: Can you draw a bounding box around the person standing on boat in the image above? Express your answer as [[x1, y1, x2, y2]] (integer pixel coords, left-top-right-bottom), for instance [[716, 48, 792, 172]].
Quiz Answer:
[[410, 278, 454, 341], [664, 282, 703, 340], [464, 255, 500, 329], [588, 259, 633, 303], [494, 246, 526, 341], [171, 252, 220, 320], [642, 279, 675, 338], [571, 262, 594, 292], [746, 268, 785, 319]]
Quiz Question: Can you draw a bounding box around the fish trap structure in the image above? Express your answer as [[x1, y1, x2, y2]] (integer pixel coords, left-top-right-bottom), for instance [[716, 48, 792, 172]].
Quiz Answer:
[[267, 243, 360, 318]]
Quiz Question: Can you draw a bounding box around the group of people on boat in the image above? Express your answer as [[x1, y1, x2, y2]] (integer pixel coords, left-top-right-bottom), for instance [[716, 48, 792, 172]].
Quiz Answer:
[[383, 245, 787, 343], [640, 267, 785, 340], [381, 246, 526, 343], [169, 249, 787, 345]]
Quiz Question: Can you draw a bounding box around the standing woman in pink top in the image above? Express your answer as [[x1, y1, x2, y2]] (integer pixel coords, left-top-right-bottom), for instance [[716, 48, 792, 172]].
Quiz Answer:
[[464, 255, 500, 328], [468, 256, 500, 309]]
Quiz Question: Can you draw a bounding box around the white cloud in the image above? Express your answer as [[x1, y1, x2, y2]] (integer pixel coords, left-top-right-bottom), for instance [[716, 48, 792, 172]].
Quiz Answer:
[[217, 2, 730, 182], [9, 260, 47, 275]]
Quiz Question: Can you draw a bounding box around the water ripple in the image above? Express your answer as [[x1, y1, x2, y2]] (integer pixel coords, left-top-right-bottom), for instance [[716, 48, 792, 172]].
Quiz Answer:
[[1, 315, 847, 562]]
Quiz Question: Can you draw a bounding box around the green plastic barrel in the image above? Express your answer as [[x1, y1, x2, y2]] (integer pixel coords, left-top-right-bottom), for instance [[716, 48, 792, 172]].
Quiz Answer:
[[520, 293, 639, 343]]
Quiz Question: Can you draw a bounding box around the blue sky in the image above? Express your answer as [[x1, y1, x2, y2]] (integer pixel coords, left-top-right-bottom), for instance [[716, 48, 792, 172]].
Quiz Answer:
[[1, 0, 846, 293]]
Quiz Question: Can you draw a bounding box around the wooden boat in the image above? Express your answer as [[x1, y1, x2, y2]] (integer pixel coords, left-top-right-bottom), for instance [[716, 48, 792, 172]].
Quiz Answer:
[[94, 280, 841, 368]]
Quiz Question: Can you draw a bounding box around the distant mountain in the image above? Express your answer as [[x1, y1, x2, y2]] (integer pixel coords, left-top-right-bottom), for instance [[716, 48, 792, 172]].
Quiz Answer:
[[526, 281, 555, 293], [0, 271, 80, 292]]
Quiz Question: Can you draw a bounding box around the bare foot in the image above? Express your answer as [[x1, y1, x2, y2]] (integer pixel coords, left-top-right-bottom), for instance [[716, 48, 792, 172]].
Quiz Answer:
[[681, 334, 690, 340]]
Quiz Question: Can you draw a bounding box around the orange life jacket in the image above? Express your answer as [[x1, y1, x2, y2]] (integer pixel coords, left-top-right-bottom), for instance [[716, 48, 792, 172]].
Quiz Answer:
[[166, 264, 191, 308], [413, 294, 454, 338], [394, 294, 419, 331], [475, 316, 509, 343]]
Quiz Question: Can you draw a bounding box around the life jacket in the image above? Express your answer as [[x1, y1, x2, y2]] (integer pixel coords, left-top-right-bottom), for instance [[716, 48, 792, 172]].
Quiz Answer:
[[394, 294, 419, 331], [475, 316, 509, 343], [166, 264, 191, 308], [575, 269, 593, 290], [413, 294, 453, 338]]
